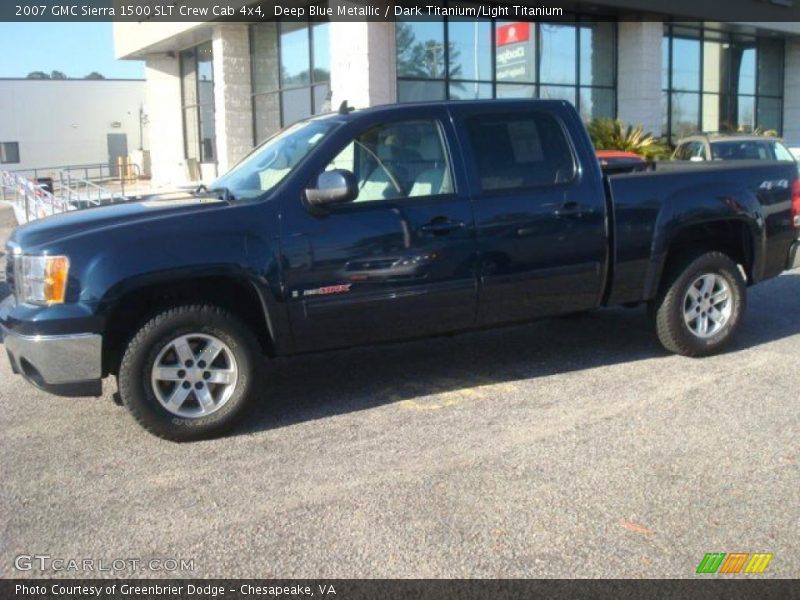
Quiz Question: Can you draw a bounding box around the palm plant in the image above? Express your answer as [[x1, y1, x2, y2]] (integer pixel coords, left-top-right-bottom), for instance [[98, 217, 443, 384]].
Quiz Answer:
[[587, 118, 672, 160]]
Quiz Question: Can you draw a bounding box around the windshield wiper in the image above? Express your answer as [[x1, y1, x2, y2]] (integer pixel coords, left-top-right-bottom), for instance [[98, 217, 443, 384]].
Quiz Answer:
[[193, 184, 235, 201]]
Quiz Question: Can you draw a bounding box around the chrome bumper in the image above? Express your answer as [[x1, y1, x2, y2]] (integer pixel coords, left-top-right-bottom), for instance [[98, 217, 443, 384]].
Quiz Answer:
[[788, 241, 800, 271], [0, 295, 103, 397]]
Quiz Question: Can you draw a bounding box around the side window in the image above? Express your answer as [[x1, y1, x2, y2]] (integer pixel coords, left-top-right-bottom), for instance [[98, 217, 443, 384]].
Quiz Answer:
[[681, 141, 704, 160], [323, 119, 454, 203], [465, 112, 575, 192], [674, 144, 688, 160], [773, 142, 796, 162]]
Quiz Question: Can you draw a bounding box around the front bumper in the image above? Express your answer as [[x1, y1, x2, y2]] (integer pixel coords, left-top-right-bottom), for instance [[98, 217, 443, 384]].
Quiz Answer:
[[788, 240, 800, 271], [0, 295, 103, 397]]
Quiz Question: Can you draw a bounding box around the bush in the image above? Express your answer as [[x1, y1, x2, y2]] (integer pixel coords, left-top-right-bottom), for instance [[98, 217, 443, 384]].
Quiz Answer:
[[587, 118, 672, 160]]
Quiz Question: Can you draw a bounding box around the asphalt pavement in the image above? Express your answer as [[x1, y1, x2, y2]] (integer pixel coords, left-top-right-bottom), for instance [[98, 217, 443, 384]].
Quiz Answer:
[[0, 204, 798, 579]]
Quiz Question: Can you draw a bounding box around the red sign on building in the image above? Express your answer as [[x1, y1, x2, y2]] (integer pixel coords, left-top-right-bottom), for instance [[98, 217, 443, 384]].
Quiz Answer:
[[496, 22, 530, 46]]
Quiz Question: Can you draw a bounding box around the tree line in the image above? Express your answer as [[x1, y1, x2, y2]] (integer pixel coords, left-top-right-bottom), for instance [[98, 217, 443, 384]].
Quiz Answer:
[[25, 70, 105, 80]]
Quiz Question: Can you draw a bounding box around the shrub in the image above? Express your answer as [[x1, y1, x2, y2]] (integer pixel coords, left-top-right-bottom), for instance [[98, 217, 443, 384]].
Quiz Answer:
[[587, 118, 672, 160]]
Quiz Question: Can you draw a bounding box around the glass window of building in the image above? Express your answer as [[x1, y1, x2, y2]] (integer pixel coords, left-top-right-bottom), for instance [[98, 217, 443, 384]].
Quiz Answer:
[[250, 14, 331, 144], [396, 17, 616, 122], [662, 25, 784, 141], [180, 42, 216, 163]]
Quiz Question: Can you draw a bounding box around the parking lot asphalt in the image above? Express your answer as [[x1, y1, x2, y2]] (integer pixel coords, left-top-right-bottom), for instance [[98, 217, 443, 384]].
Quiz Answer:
[[0, 204, 798, 579]]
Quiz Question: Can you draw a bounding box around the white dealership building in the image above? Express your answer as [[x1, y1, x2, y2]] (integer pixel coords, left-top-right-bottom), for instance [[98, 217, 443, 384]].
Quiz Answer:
[[113, 1, 800, 185], [0, 78, 146, 175]]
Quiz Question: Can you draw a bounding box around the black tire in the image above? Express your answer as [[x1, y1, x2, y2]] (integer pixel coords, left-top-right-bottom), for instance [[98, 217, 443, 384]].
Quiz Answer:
[[650, 251, 746, 357], [118, 305, 262, 441]]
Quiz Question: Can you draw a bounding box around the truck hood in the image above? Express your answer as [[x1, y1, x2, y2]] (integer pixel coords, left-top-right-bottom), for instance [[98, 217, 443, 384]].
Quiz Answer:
[[9, 195, 226, 251]]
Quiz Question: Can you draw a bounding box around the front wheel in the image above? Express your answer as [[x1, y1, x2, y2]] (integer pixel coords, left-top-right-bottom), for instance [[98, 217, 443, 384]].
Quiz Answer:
[[118, 305, 262, 441], [650, 251, 746, 357]]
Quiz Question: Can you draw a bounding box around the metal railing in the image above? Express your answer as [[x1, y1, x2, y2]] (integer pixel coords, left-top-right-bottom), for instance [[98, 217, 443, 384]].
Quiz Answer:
[[58, 171, 127, 207], [11, 161, 142, 196], [0, 171, 72, 222]]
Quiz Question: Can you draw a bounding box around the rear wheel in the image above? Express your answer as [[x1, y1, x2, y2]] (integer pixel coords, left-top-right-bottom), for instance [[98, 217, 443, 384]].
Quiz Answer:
[[118, 305, 262, 441], [650, 251, 746, 356]]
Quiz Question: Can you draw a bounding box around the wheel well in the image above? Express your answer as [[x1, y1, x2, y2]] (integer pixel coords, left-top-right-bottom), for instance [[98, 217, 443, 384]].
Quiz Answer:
[[101, 276, 274, 377], [661, 220, 754, 286]]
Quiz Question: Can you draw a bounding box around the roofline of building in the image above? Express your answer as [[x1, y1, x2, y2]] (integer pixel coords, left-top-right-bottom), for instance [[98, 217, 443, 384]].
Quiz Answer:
[[0, 77, 145, 82]]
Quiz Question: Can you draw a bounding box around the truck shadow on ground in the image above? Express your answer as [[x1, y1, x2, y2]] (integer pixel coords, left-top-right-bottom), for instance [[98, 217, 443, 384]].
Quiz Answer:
[[236, 271, 800, 436]]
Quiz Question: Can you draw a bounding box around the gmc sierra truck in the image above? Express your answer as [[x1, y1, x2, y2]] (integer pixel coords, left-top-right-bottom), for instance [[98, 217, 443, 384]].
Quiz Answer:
[[2, 100, 799, 441]]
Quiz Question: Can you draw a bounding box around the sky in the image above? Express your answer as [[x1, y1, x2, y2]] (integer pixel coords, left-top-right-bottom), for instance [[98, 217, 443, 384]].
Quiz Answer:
[[0, 23, 144, 79]]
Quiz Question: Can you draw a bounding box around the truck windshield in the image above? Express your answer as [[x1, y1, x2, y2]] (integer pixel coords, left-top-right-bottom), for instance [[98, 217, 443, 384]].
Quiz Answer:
[[211, 120, 336, 200]]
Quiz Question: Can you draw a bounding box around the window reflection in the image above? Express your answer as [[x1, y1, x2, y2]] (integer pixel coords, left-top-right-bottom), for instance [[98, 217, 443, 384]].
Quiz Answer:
[[396, 18, 615, 121], [180, 42, 216, 164], [663, 25, 784, 139], [671, 37, 700, 91], [396, 21, 447, 79], [448, 19, 492, 81], [250, 15, 332, 144], [540, 24, 576, 85]]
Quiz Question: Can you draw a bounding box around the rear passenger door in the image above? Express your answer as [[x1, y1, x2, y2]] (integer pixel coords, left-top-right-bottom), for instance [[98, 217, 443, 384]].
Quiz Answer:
[[451, 103, 608, 325]]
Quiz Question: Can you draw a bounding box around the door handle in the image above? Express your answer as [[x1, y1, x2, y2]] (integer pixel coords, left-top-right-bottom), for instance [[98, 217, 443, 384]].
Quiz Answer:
[[554, 201, 583, 219], [420, 219, 466, 235]]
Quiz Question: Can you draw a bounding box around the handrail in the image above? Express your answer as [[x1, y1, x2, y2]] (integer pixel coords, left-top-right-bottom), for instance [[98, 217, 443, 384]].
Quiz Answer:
[[0, 169, 131, 223], [0, 171, 71, 222]]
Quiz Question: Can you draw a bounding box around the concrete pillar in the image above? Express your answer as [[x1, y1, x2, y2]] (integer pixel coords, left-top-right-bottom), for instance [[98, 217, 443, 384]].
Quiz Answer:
[[329, 19, 396, 109], [783, 40, 800, 146], [212, 24, 254, 174], [144, 55, 186, 186], [616, 21, 664, 136]]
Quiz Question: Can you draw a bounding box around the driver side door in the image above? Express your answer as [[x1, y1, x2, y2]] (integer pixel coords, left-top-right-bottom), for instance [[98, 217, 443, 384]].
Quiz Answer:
[[280, 107, 478, 352]]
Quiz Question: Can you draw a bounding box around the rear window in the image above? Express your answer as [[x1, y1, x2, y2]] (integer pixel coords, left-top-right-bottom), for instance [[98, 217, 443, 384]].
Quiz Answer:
[[465, 112, 575, 192], [711, 140, 796, 161]]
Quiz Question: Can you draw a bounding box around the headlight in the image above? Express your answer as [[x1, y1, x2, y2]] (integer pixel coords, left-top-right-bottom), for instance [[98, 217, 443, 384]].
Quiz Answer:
[[15, 255, 70, 305]]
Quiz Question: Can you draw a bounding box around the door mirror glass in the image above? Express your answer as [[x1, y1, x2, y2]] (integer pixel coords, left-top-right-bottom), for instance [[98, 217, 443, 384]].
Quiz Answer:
[[305, 169, 359, 207]]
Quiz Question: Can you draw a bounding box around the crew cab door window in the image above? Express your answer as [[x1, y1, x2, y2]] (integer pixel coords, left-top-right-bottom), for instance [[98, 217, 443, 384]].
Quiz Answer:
[[322, 120, 454, 202], [459, 107, 607, 325], [464, 111, 575, 192]]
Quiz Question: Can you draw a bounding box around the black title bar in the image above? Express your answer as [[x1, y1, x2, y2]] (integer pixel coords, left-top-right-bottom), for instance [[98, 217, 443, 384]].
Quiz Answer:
[[4, 0, 800, 22]]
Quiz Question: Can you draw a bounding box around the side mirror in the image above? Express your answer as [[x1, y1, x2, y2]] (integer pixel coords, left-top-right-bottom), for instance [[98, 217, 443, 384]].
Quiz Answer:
[[305, 169, 358, 207]]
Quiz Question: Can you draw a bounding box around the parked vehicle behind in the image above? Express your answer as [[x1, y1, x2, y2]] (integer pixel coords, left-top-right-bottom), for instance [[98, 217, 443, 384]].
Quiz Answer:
[[672, 133, 797, 163], [596, 150, 648, 175], [2, 100, 799, 441]]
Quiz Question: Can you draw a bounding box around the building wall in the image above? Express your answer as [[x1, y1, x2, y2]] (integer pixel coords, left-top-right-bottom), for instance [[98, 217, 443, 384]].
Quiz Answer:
[[329, 21, 397, 109], [212, 24, 254, 173], [143, 56, 186, 185], [783, 40, 800, 147], [0, 79, 146, 173], [617, 21, 664, 136]]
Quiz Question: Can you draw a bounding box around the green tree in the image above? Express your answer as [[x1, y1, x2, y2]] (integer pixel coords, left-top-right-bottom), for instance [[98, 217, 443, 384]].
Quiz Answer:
[[84, 72, 105, 80], [26, 71, 50, 79], [50, 70, 67, 79]]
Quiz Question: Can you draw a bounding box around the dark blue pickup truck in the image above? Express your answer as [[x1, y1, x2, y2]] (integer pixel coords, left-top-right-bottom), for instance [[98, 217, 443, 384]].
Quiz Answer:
[[3, 100, 799, 440]]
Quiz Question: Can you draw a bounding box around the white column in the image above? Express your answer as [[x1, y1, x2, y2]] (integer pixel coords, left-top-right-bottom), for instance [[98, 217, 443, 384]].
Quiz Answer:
[[212, 24, 254, 174], [329, 20, 396, 110], [783, 40, 800, 147], [617, 21, 664, 136], [144, 55, 186, 186]]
